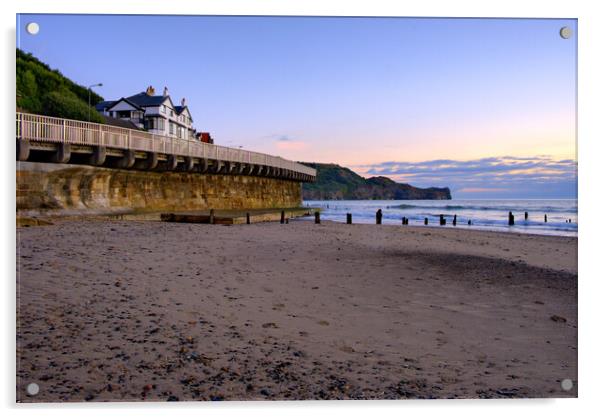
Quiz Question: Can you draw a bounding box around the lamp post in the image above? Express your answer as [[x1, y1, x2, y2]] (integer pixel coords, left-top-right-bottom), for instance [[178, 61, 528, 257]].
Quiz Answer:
[[88, 83, 103, 122]]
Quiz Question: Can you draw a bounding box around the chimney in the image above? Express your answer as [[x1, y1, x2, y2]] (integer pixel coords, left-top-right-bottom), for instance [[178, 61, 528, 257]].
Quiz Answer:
[[163, 86, 169, 96], [181, 97, 186, 107], [145, 85, 155, 96]]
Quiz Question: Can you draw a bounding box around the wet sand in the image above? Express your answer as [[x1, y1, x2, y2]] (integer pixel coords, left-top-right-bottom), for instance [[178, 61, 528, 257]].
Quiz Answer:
[[16, 220, 577, 402]]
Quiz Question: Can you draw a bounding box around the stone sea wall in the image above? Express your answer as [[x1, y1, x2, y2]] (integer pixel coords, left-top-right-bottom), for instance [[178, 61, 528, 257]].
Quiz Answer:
[[16, 162, 302, 216]]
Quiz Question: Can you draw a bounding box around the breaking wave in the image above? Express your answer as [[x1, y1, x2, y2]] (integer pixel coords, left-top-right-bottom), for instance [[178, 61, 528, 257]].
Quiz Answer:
[[386, 204, 574, 213]]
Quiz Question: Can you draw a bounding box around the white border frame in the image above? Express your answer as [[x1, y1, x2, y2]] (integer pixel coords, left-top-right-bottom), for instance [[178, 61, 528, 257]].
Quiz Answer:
[[3, 1, 600, 416]]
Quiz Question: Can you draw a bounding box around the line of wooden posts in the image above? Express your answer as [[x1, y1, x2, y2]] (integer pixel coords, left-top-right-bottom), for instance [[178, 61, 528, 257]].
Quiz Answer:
[[312, 210, 555, 226], [225, 209, 563, 226], [508, 211, 559, 225]]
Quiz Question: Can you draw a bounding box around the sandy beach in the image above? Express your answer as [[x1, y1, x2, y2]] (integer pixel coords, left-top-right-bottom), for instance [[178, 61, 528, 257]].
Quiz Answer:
[[16, 219, 577, 402]]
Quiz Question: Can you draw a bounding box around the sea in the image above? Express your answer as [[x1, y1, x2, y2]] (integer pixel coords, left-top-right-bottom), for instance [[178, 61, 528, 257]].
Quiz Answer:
[[302, 199, 578, 237]]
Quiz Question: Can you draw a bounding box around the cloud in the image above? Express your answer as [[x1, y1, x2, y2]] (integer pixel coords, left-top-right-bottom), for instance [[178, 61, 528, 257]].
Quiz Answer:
[[262, 133, 308, 151], [457, 187, 510, 193], [352, 156, 577, 198], [260, 133, 293, 142]]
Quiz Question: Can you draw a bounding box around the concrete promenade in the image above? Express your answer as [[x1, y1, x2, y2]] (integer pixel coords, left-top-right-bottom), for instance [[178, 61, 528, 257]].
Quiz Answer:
[[16, 112, 316, 182]]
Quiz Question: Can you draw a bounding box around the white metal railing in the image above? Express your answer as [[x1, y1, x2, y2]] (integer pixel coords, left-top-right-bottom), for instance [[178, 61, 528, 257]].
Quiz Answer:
[[16, 112, 316, 177]]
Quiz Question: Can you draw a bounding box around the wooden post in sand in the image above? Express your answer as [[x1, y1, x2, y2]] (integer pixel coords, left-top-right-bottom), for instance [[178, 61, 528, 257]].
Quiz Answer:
[[315, 211, 321, 224], [346, 213, 352, 224], [525, 212, 529, 220], [280, 210, 285, 224], [246, 212, 250, 224], [376, 209, 383, 225], [209, 209, 215, 225], [468, 220, 472, 226], [508, 211, 515, 226], [544, 214, 548, 223], [439, 214, 445, 226], [453, 214, 457, 226], [424, 217, 428, 225]]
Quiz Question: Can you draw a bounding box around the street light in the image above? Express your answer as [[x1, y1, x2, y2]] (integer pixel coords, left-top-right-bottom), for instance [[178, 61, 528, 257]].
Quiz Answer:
[[88, 83, 103, 121]]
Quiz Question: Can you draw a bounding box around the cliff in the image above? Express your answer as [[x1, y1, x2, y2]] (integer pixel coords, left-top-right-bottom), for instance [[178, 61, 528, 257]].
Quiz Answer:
[[301, 163, 451, 200]]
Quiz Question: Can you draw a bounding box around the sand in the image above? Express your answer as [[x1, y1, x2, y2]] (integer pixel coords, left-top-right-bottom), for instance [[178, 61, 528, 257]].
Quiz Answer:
[[16, 219, 577, 402]]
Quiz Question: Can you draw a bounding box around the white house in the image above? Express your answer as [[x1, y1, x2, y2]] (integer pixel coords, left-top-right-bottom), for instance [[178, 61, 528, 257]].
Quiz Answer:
[[95, 86, 195, 140]]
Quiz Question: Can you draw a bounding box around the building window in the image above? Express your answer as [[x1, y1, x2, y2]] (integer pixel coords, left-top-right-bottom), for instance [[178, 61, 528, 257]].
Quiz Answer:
[[145, 117, 165, 131], [161, 105, 166, 113]]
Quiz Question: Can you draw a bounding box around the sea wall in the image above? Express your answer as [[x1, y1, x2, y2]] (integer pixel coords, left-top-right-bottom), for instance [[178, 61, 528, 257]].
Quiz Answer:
[[16, 162, 302, 216]]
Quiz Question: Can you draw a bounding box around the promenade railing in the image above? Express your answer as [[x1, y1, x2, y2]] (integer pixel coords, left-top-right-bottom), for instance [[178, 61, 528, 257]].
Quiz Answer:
[[16, 112, 316, 177]]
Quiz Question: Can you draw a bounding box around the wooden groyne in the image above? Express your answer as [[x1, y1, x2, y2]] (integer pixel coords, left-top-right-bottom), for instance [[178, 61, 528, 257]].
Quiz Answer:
[[303, 208, 572, 229], [160, 207, 317, 225]]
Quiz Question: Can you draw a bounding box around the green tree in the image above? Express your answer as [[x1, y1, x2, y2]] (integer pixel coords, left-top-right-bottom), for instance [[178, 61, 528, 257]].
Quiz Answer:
[[16, 48, 105, 123], [44, 91, 105, 123], [17, 69, 42, 113]]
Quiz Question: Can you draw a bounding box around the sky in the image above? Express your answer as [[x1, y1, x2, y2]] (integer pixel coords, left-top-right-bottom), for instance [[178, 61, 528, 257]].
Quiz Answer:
[[17, 14, 577, 198]]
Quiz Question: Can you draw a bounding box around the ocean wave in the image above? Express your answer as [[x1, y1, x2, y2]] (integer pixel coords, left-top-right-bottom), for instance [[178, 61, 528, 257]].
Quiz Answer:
[[386, 204, 575, 213]]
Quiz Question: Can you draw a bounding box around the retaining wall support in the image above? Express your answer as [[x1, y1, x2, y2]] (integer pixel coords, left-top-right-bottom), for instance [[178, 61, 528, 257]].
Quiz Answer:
[[167, 154, 178, 170], [88, 146, 107, 166], [16, 139, 30, 161], [51, 143, 71, 164], [184, 156, 195, 172], [133, 151, 157, 170]]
